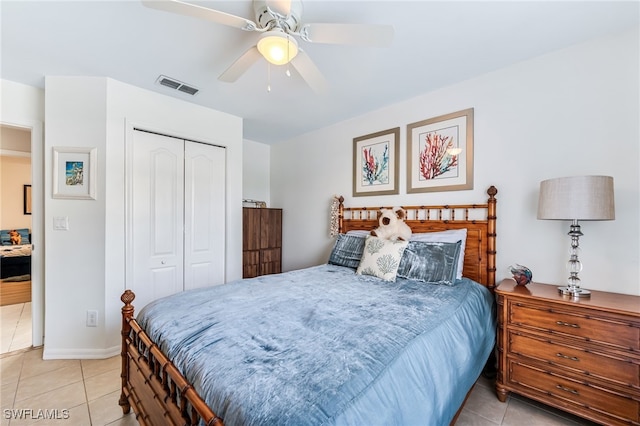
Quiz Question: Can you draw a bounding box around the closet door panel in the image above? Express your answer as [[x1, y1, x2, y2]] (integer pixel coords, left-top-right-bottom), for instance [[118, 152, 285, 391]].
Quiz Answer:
[[184, 141, 226, 290], [131, 130, 185, 309]]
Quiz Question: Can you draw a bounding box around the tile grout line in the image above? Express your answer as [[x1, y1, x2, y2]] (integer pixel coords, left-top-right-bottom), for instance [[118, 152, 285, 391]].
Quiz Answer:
[[1, 308, 19, 353], [9, 304, 25, 353], [80, 359, 95, 426], [5, 346, 27, 426], [1, 302, 31, 355]]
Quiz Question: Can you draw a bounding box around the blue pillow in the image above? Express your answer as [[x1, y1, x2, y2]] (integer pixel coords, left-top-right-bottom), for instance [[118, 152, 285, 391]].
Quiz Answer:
[[397, 240, 462, 285], [328, 234, 366, 269], [0, 228, 30, 245]]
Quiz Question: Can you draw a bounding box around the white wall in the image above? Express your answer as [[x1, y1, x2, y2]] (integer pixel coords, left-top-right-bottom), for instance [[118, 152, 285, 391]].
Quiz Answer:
[[243, 138, 271, 205], [271, 27, 640, 295], [0, 155, 32, 229], [43, 77, 243, 358]]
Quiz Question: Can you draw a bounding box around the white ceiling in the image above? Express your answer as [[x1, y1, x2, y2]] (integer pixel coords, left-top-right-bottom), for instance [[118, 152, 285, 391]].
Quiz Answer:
[[2, 1, 638, 144]]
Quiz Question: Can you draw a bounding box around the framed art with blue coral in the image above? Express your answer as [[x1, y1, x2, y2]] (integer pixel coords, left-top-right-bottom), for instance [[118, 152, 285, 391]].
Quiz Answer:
[[52, 146, 97, 200], [407, 108, 474, 193], [353, 127, 399, 197]]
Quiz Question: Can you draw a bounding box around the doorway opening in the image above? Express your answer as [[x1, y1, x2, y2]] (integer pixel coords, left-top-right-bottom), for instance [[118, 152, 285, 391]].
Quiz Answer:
[[0, 124, 33, 353]]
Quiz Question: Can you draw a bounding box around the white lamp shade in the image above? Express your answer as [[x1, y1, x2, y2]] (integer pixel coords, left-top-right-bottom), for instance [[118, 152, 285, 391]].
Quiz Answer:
[[257, 31, 298, 65], [537, 175, 615, 221]]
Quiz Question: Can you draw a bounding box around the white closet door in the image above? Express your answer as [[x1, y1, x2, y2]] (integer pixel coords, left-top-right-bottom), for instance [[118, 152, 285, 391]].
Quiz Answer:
[[184, 141, 226, 290], [131, 130, 185, 309]]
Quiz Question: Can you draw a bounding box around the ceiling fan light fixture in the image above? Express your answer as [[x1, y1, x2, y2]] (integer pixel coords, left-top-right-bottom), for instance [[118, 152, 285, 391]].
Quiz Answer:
[[257, 31, 298, 65]]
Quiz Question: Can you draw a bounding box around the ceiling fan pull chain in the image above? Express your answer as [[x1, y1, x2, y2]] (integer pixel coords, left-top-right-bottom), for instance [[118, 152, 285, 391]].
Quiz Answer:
[[267, 63, 272, 92], [286, 41, 292, 77]]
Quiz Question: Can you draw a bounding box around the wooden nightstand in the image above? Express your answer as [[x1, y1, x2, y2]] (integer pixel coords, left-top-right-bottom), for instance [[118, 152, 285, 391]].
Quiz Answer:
[[495, 279, 640, 425]]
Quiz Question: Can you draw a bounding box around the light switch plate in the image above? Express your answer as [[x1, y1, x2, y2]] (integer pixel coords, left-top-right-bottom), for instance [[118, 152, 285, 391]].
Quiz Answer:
[[53, 216, 69, 230]]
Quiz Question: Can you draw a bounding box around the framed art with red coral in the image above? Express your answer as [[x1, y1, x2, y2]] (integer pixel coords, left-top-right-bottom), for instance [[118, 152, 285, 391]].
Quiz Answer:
[[407, 108, 474, 193], [353, 127, 400, 197]]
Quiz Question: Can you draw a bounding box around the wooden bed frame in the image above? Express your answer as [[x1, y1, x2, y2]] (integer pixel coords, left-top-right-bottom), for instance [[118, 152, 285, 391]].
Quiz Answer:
[[119, 185, 498, 426]]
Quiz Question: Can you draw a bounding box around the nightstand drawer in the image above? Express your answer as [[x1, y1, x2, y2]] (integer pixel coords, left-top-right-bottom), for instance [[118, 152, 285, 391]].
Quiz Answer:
[[510, 361, 640, 422], [509, 331, 640, 387], [509, 302, 640, 350]]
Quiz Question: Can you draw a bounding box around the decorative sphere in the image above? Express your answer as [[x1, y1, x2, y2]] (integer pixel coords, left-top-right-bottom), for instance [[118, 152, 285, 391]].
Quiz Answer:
[[510, 264, 532, 286]]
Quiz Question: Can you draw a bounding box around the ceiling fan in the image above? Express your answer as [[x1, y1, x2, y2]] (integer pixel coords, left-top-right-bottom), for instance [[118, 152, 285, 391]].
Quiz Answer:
[[142, 0, 394, 93]]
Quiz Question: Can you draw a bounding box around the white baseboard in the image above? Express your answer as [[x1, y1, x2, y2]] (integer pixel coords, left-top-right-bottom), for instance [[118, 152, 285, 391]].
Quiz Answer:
[[42, 345, 120, 360]]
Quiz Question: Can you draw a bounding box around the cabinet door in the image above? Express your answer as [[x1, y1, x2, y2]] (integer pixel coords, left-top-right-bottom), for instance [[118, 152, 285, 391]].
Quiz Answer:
[[243, 208, 261, 251], [260, 209, 281, 275], [260, 209, 282, 249], [242, 250, 260, 279], [184, 141, 226, 290], [130, 130, 185, 309], [260, 248, 282, 275]]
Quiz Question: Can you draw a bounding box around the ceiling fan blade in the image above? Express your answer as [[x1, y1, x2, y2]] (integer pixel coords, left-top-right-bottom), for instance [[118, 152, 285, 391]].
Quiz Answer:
[[299, 23, 394, 47], [265, 0, 292, 18], [142, 0, 259, 31], [290, 50, 328, 94], [218, 46, 262, 82]]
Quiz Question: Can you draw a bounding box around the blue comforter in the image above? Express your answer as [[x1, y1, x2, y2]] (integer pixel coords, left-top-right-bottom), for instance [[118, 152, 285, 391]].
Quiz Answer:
[[137, 264, 496, 426]]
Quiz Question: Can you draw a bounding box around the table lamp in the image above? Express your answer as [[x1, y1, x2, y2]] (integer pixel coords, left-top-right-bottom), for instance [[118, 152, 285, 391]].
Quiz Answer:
[[537, 175, 615, 297]]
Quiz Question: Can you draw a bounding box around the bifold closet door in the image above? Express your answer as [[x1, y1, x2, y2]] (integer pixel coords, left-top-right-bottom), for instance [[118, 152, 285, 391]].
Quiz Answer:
[[129, 130, 226, 309], [183, 140, 225, 290], [131, 130, 185, 309]]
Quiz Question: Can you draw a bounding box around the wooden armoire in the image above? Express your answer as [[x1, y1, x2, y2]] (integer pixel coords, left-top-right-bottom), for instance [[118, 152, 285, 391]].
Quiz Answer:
[[242, 208, 282, 278]]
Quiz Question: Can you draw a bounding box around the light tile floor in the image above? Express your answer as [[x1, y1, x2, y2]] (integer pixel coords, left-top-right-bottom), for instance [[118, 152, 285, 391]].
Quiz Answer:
[[1, 303, 32, 354], [1, 345, 601, 426], [1, 347, 136, 425], [457, 375, 599, 426]]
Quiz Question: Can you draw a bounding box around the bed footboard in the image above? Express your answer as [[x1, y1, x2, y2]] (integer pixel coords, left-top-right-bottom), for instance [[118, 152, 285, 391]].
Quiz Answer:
[[120, 290, 224, 426]]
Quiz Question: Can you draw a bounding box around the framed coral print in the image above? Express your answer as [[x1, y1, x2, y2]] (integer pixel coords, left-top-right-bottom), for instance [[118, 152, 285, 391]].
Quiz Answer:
[[407, 108, 474, 193], [52, 147, 97, 200], [353, 127, 400, 197]]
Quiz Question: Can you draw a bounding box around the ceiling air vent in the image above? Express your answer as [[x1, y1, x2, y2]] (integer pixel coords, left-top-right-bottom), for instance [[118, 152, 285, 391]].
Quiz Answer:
[[156, 75, 199, 96]]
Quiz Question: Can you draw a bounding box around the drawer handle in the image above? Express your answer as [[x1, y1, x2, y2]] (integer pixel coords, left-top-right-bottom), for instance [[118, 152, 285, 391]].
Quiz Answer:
[[556, 352, 579, 362], [556, 384, 579, 395], [555, 320, 580, 328]]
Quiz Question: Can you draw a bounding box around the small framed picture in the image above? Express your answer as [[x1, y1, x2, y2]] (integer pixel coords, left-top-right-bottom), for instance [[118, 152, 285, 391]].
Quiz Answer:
[[23, 185, 32, 215], [52, 147, 97, 200], [407, 108, 474, 193], [353, 127, 400, 197]]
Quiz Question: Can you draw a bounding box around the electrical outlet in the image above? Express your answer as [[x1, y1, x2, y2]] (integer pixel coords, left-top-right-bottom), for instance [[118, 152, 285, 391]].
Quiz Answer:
[[87, 310, 98, 327]]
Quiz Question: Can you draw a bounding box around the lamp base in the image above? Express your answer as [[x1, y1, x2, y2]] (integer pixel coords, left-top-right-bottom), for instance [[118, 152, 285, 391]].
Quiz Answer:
[[558, 286, 591, 298]]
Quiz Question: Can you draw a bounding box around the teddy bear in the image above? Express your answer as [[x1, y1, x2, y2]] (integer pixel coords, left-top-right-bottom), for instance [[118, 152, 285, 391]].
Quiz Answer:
[[370, 207, 412, 241], [9, 229, 22, 245]]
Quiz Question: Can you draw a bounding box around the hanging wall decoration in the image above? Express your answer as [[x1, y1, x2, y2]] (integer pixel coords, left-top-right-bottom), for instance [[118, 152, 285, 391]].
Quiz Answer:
[[353, 127, 400, 197], [407, 108, 474, 193], [52, 147, 97, 200]]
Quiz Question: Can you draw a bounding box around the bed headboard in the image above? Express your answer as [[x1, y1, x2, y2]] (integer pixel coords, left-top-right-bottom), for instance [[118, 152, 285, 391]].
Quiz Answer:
[[338, 186, 497, 291]]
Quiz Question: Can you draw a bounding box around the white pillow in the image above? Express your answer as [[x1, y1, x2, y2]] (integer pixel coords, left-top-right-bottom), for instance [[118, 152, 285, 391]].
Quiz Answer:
[[410, 229, 467, 279], [356, 235, 408, 282]]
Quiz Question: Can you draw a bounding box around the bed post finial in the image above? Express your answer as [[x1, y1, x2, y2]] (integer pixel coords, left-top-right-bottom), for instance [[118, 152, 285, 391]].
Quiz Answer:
[[121, 289, 135, 309], [119, 290, 135, 414], [487, 186, 498, 292]]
